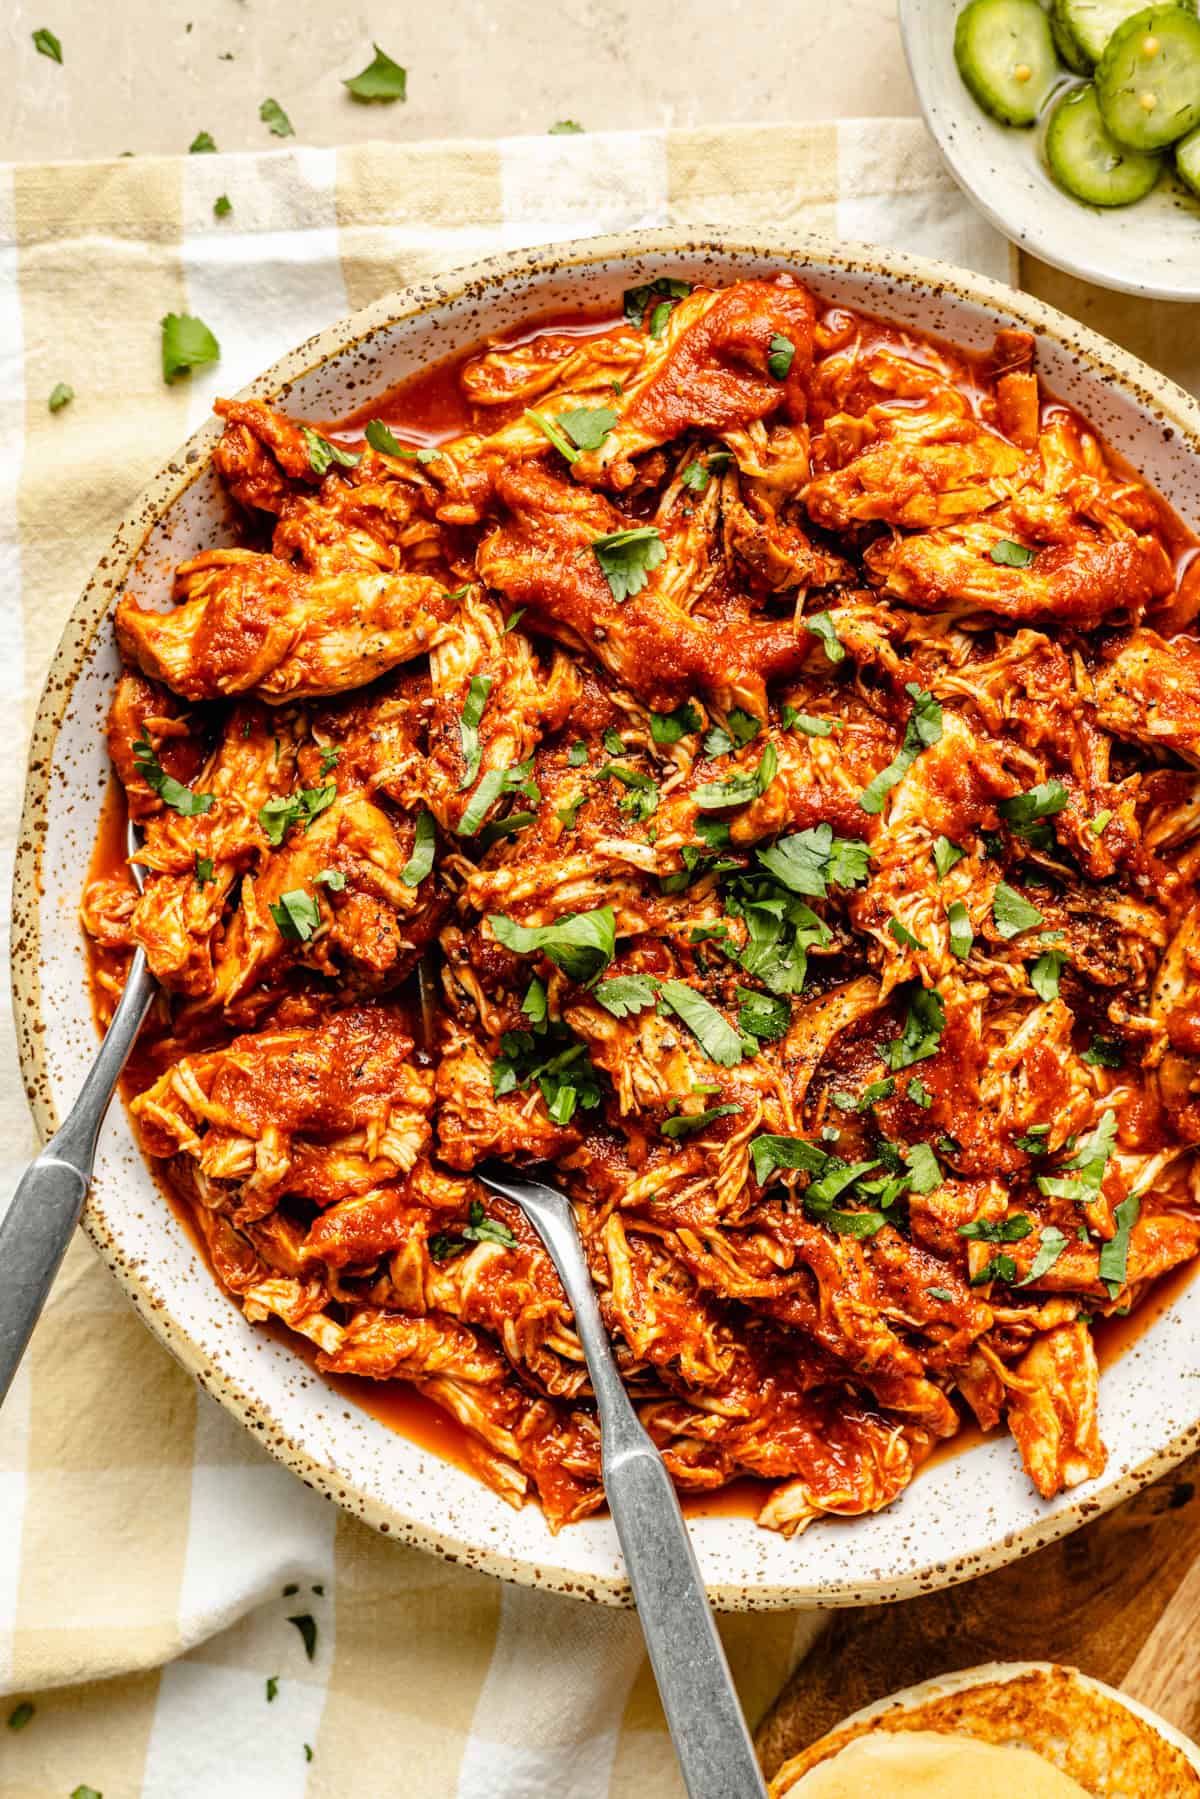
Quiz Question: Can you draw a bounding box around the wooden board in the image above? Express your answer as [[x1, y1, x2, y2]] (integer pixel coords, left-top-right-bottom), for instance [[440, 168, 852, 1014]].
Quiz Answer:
[[756, 1452, 1200, 1782]]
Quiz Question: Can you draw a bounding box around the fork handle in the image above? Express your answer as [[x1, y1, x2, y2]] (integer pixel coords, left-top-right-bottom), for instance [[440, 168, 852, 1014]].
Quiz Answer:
[[520, 1186, 767, 1799], [0, 949, 154, 1406]]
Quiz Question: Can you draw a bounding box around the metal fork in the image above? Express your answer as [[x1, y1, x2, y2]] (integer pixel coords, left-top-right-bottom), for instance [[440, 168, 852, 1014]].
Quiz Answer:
[[477, 1161, 768, 1799], [0, 817, 153, 1406]]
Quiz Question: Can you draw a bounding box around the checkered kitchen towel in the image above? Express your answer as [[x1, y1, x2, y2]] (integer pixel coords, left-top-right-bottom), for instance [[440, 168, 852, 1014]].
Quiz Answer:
[[0, 121, 1019, 1799]]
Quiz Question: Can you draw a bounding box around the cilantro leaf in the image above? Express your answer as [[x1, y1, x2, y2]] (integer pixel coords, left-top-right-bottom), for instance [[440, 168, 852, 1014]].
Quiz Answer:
[[993, 881, 1044, 939], [400, 808, 436, 886], [132, 738, 214, 816], [859, 685, 943, 815], [195, 855, 215, 888], [260, 97, 295, 137], [301, 426, 360, 477], [657, 980, 746, 1066], [1082, 1034, 1122, 1068], [595, 974, 659, 1018], [525, 408, 579, 463], [189, 131, 217, 153], [270, 889, 320, 943], [971, 1253, 1018, 1286], [160, 312, 220, 383], [802, 611, 845, 665], [737, 986, 791, 1042], [489, 906, 616, 982], [257, 784, 336, 846], [990, 538, 1035, 567], [904, 1141, 942, 1194], [549, 119, 584, 133], [622, 277, 691, 330], [889, 916, 926, 952], [767, 334, 795, 379], [1099, 1192, 1140, 1297], [591, 526, 665, 602], [1019, 1225, 1070, 1287], [756, 824, 867, 897], [457, 761, 537, 837], [559, 405, 617, 452], [1036, 1110, 1117, 1201], [693, 743, 777, 811], [343, 43, 407, 102], [750, 1133, 829, 1182], [595, 761, 659, 822], [886, 984, 945, 1070], [933, 835, 964, 878], [781, 708, 836, 737], [214, 194, 232, 218], [1030, 948, 1066, 1000], [366, 418, 407, 456], [649, 700, 702, 745], [266, 1675, 279, 1701], [315, 868, 346, 891], [48, 382, 74, 413], [661, 1104, 739, 1139], [959, 1213, 1032, 1242], [947, 899, 973, 960], [7, 1702, 34, 1731], [998, 780, 1068, 831], [458, 674, 493, 791], [463, 1198, 517, 1248], [33, 27, 63, 61]]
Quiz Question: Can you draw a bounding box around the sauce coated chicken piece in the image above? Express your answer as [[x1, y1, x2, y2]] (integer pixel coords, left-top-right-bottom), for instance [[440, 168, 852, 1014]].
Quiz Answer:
[[84, 272, 1200, 1534]]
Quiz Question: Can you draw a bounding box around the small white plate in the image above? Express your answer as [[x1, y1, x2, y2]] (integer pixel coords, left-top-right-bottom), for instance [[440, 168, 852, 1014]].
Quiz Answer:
[[900, 0, 1200, 299]]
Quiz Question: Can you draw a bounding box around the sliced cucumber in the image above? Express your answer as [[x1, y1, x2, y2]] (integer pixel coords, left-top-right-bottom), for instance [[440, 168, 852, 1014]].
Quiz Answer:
[[954, 0, 1062, 126], [1045, 80, 1165, 200], [1096, 4, 1200, 147], [1052, 0, 1097, 70], [1178, 120, 1200, 190], [1055, 0, 1194, 62]]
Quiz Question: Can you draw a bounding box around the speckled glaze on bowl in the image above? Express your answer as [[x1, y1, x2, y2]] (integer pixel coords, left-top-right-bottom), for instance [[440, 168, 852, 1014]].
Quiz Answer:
[[900, 0, 1200, 301], [13, 232, 1200, 1610]]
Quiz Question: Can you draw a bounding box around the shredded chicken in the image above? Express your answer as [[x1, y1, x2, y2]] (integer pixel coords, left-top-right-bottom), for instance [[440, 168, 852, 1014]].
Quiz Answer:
[[83, 275, 1200, 1533]]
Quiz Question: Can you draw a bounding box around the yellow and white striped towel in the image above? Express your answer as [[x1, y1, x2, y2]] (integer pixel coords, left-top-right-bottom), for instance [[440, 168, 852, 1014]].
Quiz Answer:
[[1, 119, 1023, 1799]]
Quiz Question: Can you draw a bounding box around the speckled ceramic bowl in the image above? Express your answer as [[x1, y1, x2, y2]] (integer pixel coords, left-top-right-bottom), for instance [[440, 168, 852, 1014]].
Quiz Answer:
[[13, 233, 1200, 1610], [900, 0, 1200, 300]]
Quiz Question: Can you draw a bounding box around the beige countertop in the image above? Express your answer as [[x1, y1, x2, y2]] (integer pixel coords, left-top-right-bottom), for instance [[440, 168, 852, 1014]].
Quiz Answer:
[[6, 0, 1195, 392], [5, 0, 917, 162]]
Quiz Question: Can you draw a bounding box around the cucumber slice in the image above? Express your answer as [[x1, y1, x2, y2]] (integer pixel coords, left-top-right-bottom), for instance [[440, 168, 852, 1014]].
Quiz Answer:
[[1045, 80, 1165, 200], [1051, 0, 1096, 71], [1096, 4, 1200, 147], [954, 0, 1062, 126], [1177, 120, 1200, 190], [1056, 0, 1194, 62]]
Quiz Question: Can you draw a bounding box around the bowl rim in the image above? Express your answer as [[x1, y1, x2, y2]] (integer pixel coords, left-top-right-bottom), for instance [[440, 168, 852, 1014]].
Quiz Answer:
[[14, 226, 1200, 1610], [897, 0, 1200, 303]]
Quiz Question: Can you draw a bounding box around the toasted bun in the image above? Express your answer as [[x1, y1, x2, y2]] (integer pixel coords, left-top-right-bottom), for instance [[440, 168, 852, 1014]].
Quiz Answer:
[[769, 1662, 1200, 1798]]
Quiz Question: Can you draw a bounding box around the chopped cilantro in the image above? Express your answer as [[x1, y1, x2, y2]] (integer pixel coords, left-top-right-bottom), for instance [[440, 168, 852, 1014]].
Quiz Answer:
[[657, 980, 746, 1066], [1082, 1034, 1122, 1068], [48, 382, 74, 412], [7, 1702, 33, 1731], [314, 868, 346, 891], [886, 984, 945, 1070], [990, 538, 1035, 567], [757, 822, 869, 898], [781, 708, 836, 737], [270, 889, 320, 943], [260, 97, 295, 137], [1091, 808, 1113, 836], [266, 1676, 279, 1702], [132, 738, 214, 816], [595, 761, 659, 821], [650, 700, 703, 745], [959, 1213, 1032, 1242], [458, 674, 493, 790], [189, 130, 217, 153], [160, 312, 220, 383], [400, 808, 436, 885], [623, 277, 691, 330], [343, 43, 407, 102], [904, 1141, 942, 1193], [947, 899, 973, 960], [767, 333, 795, 379], [595, 974, 658, 1018], [489, 906, 616, 982], [802, 610, 845, 666], [549, 119, 584, 133], [737, 986, 791, 1042], [214, 194, 232, 218], [889, 916, 926, 952], [933, 835, 965, 878], [993, 880, 1044, 939], [567, 741, 589, 768], [693, 743, 777, 811], [1030, 948, 1066, 1000], [591, 526, 665, 602], [526, 408, 579, 463], [559, 405, 617, 451], [33, 28, 62, 61], [1019, 1226, 1070, 1287], [859, 685, 943, 816], [1037, 1110, 1117, 1202], [457, 761, 538, 837], [258, 784, 337, 846], [1099, 1192, 1140, 1297], [301, 426, 360, 477], [971, 1253, 1018, 1286], [195, 855, 215, 889], [661, 1104, 739, 1139]]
